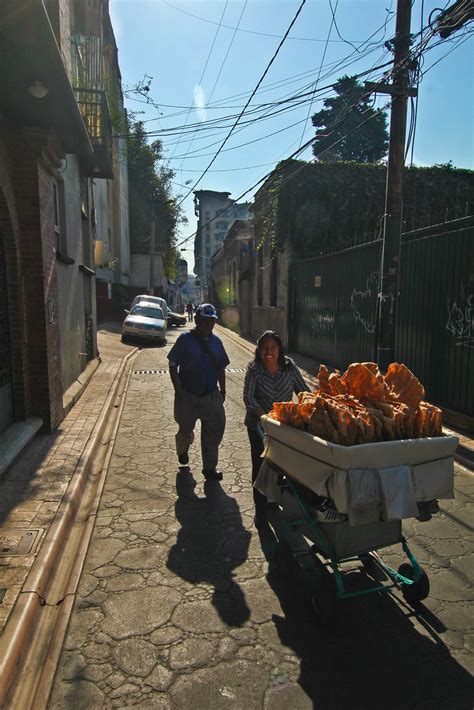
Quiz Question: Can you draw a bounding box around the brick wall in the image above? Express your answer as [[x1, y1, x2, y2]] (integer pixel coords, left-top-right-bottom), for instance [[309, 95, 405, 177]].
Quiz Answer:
[[0, 125, 66, 431], [0, 125, 29, 421]]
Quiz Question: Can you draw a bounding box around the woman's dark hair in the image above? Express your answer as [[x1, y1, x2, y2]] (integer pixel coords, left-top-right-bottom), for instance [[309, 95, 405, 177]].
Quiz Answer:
[[254, 330, 286, 368]]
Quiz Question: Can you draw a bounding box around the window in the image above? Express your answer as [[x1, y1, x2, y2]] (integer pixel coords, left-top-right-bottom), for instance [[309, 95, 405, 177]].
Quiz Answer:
[[80, 177, 89, 219], [53, 180, 74, 264], [257, 247, 263, 306]]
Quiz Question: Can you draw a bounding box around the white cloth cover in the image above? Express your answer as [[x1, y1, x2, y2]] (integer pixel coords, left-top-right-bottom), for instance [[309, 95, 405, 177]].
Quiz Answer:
[[346, 469, 381, 526], [378, 465, 418, 521], [254, 460, 282, 504]]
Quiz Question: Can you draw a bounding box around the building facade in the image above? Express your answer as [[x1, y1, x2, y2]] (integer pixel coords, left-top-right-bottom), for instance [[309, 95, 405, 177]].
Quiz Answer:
[[0, 0, 128, 434], [193, 190, 251, 300]]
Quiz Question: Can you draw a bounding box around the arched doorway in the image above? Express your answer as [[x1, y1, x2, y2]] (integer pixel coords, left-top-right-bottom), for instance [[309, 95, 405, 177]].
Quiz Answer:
[[0, 227, 13, 433]]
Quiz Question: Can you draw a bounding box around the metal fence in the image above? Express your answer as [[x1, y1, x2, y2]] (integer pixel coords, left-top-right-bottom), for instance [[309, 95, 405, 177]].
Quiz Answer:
[[289, 224, 474, 418]]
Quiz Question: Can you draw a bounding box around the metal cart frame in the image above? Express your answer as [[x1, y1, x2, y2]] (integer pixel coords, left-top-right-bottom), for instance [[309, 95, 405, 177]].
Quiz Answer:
[[271, 470, 430, 619]]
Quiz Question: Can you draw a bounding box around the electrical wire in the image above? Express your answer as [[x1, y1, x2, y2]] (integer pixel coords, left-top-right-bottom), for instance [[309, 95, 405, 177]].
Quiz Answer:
[[166, 0, 229, 164], [298, 0, 338, 148], [160, 0, 364, 44], [177, 0, 248, 179], [175, 0, 309, 207]]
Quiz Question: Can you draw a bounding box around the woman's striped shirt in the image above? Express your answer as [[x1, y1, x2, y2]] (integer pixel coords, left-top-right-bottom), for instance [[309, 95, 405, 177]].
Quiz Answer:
[[243, 357, 310, 429]]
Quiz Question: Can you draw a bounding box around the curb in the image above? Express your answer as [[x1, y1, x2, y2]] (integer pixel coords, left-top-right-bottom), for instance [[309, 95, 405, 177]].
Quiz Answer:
[[0, 346, 138, 708], [62, 357, 101, 417]]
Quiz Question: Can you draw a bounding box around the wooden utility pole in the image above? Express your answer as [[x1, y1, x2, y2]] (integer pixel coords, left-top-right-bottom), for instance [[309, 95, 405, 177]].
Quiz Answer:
[[376, 0, 413, 371]]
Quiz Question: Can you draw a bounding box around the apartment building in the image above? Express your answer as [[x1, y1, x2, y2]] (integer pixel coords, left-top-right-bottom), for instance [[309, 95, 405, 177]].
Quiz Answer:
[[193, 190, 251, 299]]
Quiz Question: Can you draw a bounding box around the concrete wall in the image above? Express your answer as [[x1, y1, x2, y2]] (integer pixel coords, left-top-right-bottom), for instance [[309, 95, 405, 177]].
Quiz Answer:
[[117, 137, 130, 281], [130, 253, 167, 293], [240, 242, 291, 348], [56, 155, 88, 392]]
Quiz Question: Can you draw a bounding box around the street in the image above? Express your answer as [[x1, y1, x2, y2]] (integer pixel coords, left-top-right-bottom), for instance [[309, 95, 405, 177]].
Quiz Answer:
[[46, 324, 473, 710]]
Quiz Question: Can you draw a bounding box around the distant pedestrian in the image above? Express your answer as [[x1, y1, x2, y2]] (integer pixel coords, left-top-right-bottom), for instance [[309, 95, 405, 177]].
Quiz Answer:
[[168, 303, 229, 481], [186, 301, 194, 322]]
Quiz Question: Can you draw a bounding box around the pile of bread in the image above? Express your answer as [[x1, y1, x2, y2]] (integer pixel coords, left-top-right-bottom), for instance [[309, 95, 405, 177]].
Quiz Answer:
[[269, 362, 443, 446]]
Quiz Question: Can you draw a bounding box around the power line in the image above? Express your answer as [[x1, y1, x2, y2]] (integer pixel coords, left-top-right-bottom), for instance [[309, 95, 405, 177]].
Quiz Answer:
[[175, 0, 309, 207], [166, 0, 229, 164], [160, 0, 365, 44], [177, 0, 248, 177], [298, 0, 338, 148]]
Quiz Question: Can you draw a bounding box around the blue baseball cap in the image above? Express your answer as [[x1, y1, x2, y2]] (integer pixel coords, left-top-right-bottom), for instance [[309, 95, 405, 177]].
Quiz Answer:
[[196, 303, 218, 319]]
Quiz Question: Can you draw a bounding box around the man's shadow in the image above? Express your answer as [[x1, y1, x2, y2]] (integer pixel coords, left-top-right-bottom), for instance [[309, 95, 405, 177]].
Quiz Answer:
[[166, 468, 251, 627]]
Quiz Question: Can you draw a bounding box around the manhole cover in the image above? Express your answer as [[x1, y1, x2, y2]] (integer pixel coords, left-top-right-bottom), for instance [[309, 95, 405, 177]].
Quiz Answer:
[[0, 528, 42, 556]]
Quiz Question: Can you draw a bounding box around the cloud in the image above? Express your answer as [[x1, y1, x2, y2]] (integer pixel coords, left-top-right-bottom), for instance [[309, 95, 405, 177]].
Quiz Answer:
[[193, 85, 207, 122]]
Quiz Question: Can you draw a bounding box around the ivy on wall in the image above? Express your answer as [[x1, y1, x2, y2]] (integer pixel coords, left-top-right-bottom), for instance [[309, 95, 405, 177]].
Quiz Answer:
[[254, 160, 474, 259]]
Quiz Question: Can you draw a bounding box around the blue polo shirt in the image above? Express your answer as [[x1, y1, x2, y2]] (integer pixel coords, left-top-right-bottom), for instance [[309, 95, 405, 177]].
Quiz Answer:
[[168, 331, 230, 396]]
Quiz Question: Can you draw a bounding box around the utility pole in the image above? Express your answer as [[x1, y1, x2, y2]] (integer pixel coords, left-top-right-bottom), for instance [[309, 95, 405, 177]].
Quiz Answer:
[[375, 0, 413, 371]]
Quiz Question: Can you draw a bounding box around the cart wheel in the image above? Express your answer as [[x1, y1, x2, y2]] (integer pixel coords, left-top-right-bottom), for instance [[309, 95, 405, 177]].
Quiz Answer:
[[274, 540, 296, 578], [398, 563, 430, 605], [310, 573, 336, 625]]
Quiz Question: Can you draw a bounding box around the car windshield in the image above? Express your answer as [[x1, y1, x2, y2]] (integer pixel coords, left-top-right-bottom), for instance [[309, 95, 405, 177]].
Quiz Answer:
[[137, 296, 165, 306], [131, 305, 164, 319]]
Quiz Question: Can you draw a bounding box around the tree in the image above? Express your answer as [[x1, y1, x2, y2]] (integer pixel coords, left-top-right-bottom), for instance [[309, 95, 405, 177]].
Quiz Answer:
[[126, 118, 185, 278], [311, 75, 388, 163]]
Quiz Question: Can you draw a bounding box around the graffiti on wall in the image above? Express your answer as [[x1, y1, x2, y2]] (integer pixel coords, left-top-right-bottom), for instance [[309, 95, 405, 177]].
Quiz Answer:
[[351, 272, 378, 334], [312, 312, 335, 332], [446, 295, 474, 348]]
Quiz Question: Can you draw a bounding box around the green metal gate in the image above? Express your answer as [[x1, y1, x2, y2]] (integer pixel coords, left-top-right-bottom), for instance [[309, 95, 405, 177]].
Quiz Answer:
[[289, 225, 474, 418]]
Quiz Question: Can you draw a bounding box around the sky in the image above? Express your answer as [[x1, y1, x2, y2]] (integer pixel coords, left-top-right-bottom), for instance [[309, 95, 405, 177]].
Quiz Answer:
[[109, 0, 474, 271]]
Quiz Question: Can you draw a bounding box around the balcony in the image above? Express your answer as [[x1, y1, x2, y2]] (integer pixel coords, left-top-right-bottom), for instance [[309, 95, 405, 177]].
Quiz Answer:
[[74, 88, 114, 179]]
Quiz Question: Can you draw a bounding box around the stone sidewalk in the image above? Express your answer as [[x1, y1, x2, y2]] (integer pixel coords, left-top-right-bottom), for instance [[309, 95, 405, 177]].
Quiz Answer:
[[46, 325, 473, 709], [0, 323, 136, 635]]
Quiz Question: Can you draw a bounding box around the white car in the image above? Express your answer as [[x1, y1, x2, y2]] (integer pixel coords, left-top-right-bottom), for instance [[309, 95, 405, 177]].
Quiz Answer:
[[130, 294, 168, 317], [122, 303, 167, 344]]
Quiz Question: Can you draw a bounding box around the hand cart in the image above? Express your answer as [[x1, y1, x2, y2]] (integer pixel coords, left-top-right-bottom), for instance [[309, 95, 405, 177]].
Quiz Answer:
[[266, 464, 430, 623], [256, 416, 458, 623]]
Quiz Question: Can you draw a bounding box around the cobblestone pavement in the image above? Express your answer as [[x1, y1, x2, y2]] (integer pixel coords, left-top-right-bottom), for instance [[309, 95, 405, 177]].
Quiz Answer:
[[48, 326, 473, 709], [0, 323, 133, 634]]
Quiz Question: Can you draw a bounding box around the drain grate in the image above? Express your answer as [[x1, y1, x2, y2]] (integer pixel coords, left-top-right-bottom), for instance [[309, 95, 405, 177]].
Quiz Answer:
[[0, 528, 42, 556], [133, 367, 247, 375], [133, 369, 169, 375]]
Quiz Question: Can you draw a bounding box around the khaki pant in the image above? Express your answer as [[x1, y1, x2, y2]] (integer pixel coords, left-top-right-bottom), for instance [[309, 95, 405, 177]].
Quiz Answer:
[[174, 389, 226, 471]]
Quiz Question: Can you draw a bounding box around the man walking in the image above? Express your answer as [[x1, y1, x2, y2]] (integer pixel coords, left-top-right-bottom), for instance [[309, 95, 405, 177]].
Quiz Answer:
[[168, 303, 229, 481], [186, 301, 194, 322]]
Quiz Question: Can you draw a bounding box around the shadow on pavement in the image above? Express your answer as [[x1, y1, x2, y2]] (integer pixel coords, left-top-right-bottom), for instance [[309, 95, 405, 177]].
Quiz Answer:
[[0, 429, 62, 523], [166, 468, 251, 627], [261, 525, 473, 710]]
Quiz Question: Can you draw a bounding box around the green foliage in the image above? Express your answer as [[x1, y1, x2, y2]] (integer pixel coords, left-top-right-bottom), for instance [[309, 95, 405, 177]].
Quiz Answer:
[[254, 159, 474, 259], [126, 118, 186, 276], [312, 75, 388, 163]]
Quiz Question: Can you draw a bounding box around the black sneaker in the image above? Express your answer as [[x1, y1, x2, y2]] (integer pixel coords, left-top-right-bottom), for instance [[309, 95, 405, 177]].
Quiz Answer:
[[202, 468, 223, 481], [178, 451, 189, 466]]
